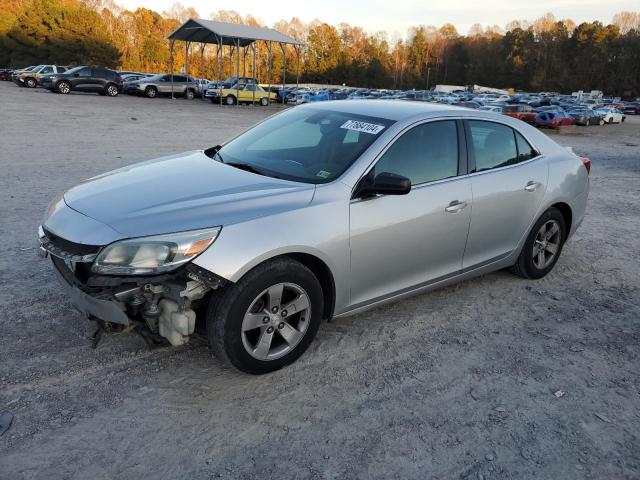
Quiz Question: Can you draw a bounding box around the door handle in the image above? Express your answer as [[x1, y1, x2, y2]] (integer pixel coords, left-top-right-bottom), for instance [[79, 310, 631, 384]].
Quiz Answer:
[[445, 200, 467, 213], [524, 181, 539, 192]]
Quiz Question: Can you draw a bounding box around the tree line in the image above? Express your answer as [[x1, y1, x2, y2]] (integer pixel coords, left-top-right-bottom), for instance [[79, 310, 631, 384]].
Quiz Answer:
[[1, 0, 639, 97]]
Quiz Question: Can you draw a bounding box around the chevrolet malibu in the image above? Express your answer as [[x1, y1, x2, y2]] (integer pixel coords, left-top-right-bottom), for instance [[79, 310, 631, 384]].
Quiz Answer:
[[39, 101, 590, 374]]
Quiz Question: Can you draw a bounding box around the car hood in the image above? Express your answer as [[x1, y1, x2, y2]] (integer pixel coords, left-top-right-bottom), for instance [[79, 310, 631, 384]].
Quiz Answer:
[[63, 150, 316, 238]]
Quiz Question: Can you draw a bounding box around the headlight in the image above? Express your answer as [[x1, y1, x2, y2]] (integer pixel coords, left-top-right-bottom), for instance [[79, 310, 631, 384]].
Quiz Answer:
[[91, 227, 221, 275]]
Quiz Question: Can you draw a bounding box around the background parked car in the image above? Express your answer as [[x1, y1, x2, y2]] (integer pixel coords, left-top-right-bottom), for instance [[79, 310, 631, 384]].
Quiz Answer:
[[0, 68, 12, 81], [535, 110, 574, 128], [15, 65, 68, 88], [594, 107, 625, 124], [125, 74, 197, 99], [10, 65, 36, 83], [567, 108, 604, 126], [502, 104, 537, 124], [209, 82, 277, 105], [40, 66, 123, 96], [622, 102, 640, 115]]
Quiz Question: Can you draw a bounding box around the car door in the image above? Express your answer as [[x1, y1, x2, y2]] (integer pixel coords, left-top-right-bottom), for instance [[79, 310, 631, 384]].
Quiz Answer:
[[462, 120, 548, 270], [157, 75, 171, 94], [72, 67, 94, 91], [349, 120, 472, 307]]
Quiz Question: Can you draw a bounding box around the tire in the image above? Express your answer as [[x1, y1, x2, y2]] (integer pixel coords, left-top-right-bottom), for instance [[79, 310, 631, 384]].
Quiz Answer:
[[185, 89, 195, 100], [260, 97, 269, 106], [25, 77, 36, 88], [105, 84, 119, 97], [57, 81, 71, 94], [225, 95, 236, 105], [207, 257, 324, 374], [511, 207, 566, 280], [145, 86, 157, 98], [599, 119, 604, 126], [608, 117, 613, 125]]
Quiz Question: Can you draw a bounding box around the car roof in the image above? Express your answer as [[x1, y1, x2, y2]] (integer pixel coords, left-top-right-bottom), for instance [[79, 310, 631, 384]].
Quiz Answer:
[[297, 99, 463, 121]]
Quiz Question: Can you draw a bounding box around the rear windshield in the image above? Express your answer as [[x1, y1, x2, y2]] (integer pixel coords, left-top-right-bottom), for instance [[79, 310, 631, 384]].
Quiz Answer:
[[215, 107, 395, 184]]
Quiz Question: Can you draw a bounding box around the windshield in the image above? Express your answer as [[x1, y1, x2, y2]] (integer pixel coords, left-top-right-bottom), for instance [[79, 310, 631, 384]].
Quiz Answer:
[[216, 107, 395, 184]]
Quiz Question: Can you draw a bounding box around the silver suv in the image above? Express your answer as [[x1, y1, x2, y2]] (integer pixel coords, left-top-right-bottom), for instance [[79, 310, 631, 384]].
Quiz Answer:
[[125, 74, 197, 99], [39, 101, 589, 374]]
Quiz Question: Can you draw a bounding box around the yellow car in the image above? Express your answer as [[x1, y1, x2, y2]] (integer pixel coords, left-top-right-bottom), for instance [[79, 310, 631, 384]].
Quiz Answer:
[[15, 65, 68, 88], [215, 83, 277, 106]]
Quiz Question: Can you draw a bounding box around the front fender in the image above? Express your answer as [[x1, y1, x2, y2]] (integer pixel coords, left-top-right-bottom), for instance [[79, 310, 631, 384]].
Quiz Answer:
[[192, 182, 352, 313]]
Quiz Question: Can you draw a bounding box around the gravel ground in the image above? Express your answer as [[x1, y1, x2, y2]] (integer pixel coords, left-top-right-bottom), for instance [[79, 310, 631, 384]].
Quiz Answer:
[[0, 82, 639, 480]]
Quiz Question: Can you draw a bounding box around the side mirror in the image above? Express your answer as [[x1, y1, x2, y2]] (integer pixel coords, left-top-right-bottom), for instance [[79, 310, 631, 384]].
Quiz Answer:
[[354, 172, 411, 199]]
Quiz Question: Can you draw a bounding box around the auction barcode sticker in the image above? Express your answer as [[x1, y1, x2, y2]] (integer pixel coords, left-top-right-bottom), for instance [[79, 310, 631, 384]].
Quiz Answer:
[[340, 120, 385, 135]]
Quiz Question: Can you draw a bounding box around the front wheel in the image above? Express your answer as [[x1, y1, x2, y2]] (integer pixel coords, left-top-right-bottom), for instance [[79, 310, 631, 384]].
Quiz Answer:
[[105, 84, 119, 97], [260, 97, 269, 106], [145, 86, 157, 98], [207, 257, 324, 374], [25, 77, 37, 88], [225, 95, 236, 105], [57, 81, 71, 94], [185, 89, 194, 100], [511, 208, 566, 279]]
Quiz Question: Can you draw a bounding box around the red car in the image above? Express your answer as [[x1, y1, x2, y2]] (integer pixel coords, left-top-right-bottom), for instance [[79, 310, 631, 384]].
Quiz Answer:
[[535, 111, 574, 129], [0, 69, 12, 81], [502, 104, 537, 124]]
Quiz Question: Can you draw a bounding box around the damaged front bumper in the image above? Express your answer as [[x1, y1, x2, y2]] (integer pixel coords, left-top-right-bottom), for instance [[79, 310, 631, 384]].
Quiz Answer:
[[39, 227, 226, 346]]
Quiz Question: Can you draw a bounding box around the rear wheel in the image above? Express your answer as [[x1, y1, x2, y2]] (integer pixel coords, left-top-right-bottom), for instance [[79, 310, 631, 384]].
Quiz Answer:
[[105, 84, 119, 97], [511, 207, 566, 279], [207, 257, 324, 374], [260, 97, 269, 106], [185, 89, 195, 100], [57, 81, 71, 94], [145, 86, 157, 98]]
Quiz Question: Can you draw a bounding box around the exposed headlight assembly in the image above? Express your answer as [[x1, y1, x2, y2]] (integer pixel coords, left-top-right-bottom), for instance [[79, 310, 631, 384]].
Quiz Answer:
[[92, 227, 221, 275]]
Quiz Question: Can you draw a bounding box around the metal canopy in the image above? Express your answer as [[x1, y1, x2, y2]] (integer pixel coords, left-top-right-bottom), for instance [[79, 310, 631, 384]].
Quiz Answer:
[[168, 18, 303, 47]]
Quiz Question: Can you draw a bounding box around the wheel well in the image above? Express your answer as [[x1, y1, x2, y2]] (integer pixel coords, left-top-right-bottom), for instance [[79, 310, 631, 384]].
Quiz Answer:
[[284, 253, 336, 320], [550, 202, 572, 233]]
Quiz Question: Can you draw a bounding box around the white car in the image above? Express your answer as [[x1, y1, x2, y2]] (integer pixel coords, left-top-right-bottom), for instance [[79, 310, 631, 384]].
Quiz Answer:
[[594, 108, 625, 124]]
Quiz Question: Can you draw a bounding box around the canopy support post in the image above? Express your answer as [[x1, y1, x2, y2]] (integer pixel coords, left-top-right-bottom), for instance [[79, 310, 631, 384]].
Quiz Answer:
[[267, 41, 273, 105], [251, 43, 257, 105], [200, 42, 205, 101], [294, 44, 300, 91], [235, 38, 240, 107], [280, 43, 286, 105], [169, 39, 175, 99]]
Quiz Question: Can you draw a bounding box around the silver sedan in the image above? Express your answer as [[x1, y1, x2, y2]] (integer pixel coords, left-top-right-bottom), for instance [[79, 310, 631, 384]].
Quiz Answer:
[[39, 101, 590, 373]]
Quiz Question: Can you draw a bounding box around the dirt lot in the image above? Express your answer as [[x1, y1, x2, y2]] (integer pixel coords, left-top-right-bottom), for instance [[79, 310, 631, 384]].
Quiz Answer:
[[0, 82, 639, 480]]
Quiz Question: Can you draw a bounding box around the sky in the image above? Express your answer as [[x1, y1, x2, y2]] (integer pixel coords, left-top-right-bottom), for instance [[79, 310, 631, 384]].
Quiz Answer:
[[117, 0, 640, 38]]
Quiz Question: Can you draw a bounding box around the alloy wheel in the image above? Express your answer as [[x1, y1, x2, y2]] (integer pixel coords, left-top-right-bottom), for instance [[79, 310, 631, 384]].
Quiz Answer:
[[58, 82, 70, 94], [241, 282, 311, 361], [107, 85, 118, 96], [532, 220, 561, 269]]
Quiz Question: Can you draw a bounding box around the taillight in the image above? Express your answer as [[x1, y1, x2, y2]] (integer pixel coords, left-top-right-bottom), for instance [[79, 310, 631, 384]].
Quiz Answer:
[[580, 156, 591, 174]]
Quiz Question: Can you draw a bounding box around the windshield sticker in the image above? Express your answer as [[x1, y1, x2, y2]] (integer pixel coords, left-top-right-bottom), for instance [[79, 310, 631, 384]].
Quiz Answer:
[[340, 120, 385, 135], [316, 170, 331, 179]]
